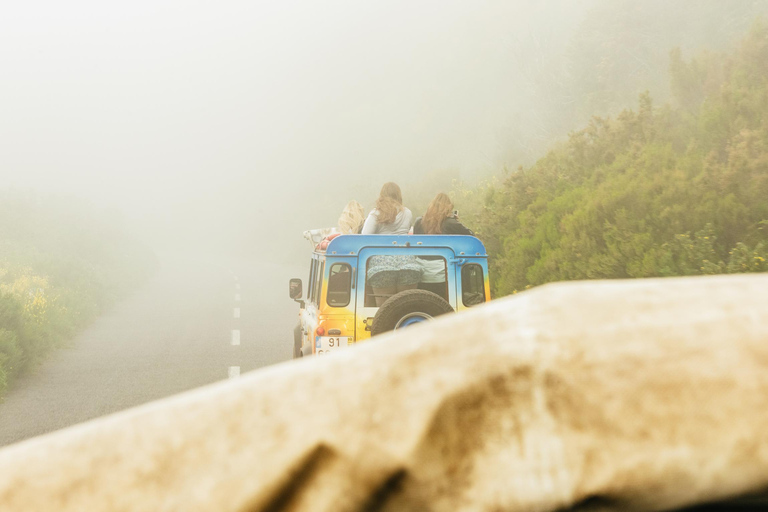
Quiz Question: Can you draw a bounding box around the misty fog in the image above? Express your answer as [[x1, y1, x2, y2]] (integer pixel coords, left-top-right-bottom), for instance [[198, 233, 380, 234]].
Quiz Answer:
[[3, 1, 766, 260], [0, 2, 590, 256], [4, 3, 768, 508]]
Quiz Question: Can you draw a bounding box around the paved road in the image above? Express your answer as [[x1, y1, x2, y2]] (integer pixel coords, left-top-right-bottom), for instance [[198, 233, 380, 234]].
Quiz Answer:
[[0, 252, 303, 446]]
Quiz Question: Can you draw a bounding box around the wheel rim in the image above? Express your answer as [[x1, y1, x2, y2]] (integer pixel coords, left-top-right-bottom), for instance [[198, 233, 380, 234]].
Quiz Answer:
[[394, 312, 433, 329]]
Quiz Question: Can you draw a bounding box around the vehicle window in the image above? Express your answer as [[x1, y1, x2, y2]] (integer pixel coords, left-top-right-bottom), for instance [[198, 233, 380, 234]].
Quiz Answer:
[[363, 254, 448, 306], [326, 263, 351, 307], [364, 256, 399, 307], [313, 261, 325, 306], [364, 257, 375, 307], [461, 264, 485, 307], [363, 257, 376, 307], [416, 256, 448, 301], [307, 259, 316, 301]]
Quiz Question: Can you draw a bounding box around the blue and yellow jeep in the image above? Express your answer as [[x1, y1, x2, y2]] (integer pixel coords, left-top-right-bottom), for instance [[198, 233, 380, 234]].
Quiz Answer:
[[289, 234, 490, 357]]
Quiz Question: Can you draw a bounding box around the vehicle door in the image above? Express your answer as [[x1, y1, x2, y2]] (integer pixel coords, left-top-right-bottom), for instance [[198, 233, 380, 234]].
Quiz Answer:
[[299, 254, 322, 354], [355, 246, 456, 341]]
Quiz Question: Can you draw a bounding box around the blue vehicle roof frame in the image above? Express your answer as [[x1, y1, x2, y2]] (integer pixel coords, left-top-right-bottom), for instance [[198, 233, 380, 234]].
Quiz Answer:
[[322, 235, 488, 257]]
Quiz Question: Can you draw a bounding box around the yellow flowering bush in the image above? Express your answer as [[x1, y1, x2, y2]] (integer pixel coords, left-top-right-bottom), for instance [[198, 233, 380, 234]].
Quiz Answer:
[[0, 270, 52, 326], [727, 242, 768, 273], [0, 194, 157, 399]]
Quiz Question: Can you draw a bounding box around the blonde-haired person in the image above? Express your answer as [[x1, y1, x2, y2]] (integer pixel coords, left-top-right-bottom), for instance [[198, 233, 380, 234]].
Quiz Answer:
[[413, 192, 474, 235], [362, 182, 421, 306], [412, 192, 473, 300], [338, 200, 365, 234]]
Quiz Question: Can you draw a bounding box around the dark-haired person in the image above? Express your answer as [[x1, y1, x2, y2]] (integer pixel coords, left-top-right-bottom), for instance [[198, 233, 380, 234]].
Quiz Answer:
[[413, 192, 474, 300], [413, 192, 474, 235], [362, 182, 422, 306]]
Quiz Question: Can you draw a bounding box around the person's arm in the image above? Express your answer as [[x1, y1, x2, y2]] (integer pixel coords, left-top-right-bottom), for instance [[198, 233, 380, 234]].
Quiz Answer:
[[443, 217, 474, 235], [361, 211, 378, 234]]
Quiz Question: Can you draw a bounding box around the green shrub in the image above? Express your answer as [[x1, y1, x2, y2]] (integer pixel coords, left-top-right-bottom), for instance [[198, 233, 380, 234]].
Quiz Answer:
[[0, 196, 156, 398], [461, 22, 768, 296]]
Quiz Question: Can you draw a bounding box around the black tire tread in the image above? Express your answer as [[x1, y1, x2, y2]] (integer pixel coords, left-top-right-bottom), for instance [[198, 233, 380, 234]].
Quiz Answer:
[[371, 289, 454, 336]]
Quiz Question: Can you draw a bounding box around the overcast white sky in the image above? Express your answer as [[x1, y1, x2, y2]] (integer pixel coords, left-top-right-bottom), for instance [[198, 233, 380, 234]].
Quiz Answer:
[[0, 1, 590, 251]]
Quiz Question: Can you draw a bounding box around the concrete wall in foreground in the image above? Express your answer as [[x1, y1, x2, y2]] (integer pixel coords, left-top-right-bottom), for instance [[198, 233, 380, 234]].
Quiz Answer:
[[1, 274, 767, 512]]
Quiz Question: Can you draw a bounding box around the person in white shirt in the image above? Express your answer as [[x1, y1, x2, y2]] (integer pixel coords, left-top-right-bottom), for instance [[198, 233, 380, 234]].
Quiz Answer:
[[361, 183, 413, 235], [362, 182, 421, 306]]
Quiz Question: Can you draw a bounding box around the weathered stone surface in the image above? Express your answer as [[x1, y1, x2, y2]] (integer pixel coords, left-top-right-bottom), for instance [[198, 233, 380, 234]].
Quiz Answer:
[[0, 274, 767, 511]]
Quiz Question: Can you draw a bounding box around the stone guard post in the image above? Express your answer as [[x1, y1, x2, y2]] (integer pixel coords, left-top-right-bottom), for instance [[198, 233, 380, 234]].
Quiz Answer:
[[1, 274, 767, 511]]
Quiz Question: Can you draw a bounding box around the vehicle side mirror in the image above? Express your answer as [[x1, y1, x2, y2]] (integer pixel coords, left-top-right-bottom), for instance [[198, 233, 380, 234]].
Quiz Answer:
[[289, 278, 303, 300]]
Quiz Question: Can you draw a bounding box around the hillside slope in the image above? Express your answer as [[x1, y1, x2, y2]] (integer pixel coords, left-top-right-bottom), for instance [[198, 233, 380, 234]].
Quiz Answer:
[[467, 23, 768, 296]]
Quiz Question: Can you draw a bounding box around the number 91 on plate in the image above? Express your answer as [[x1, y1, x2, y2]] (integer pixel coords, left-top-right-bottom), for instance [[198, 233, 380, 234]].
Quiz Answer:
[[315, 336, 349, 354]]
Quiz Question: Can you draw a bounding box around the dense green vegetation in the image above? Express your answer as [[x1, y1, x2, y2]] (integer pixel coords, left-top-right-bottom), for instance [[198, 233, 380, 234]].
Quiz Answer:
[[457, 22, 768, 296], [0, 193, 156, 397]]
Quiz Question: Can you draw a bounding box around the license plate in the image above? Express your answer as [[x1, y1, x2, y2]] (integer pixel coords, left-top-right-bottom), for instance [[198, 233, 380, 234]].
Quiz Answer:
[[315, 336, 348, 354]]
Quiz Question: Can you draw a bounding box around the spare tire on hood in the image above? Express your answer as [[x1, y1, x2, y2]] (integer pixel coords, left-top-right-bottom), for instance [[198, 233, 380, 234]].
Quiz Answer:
[[371, 289, 454, 336]]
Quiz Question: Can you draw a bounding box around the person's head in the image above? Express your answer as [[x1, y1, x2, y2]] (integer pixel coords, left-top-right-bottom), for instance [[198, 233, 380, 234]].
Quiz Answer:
[[374, 182, 403, 224], [338, 200, 365, 234], [422, 192, 454, 234]]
